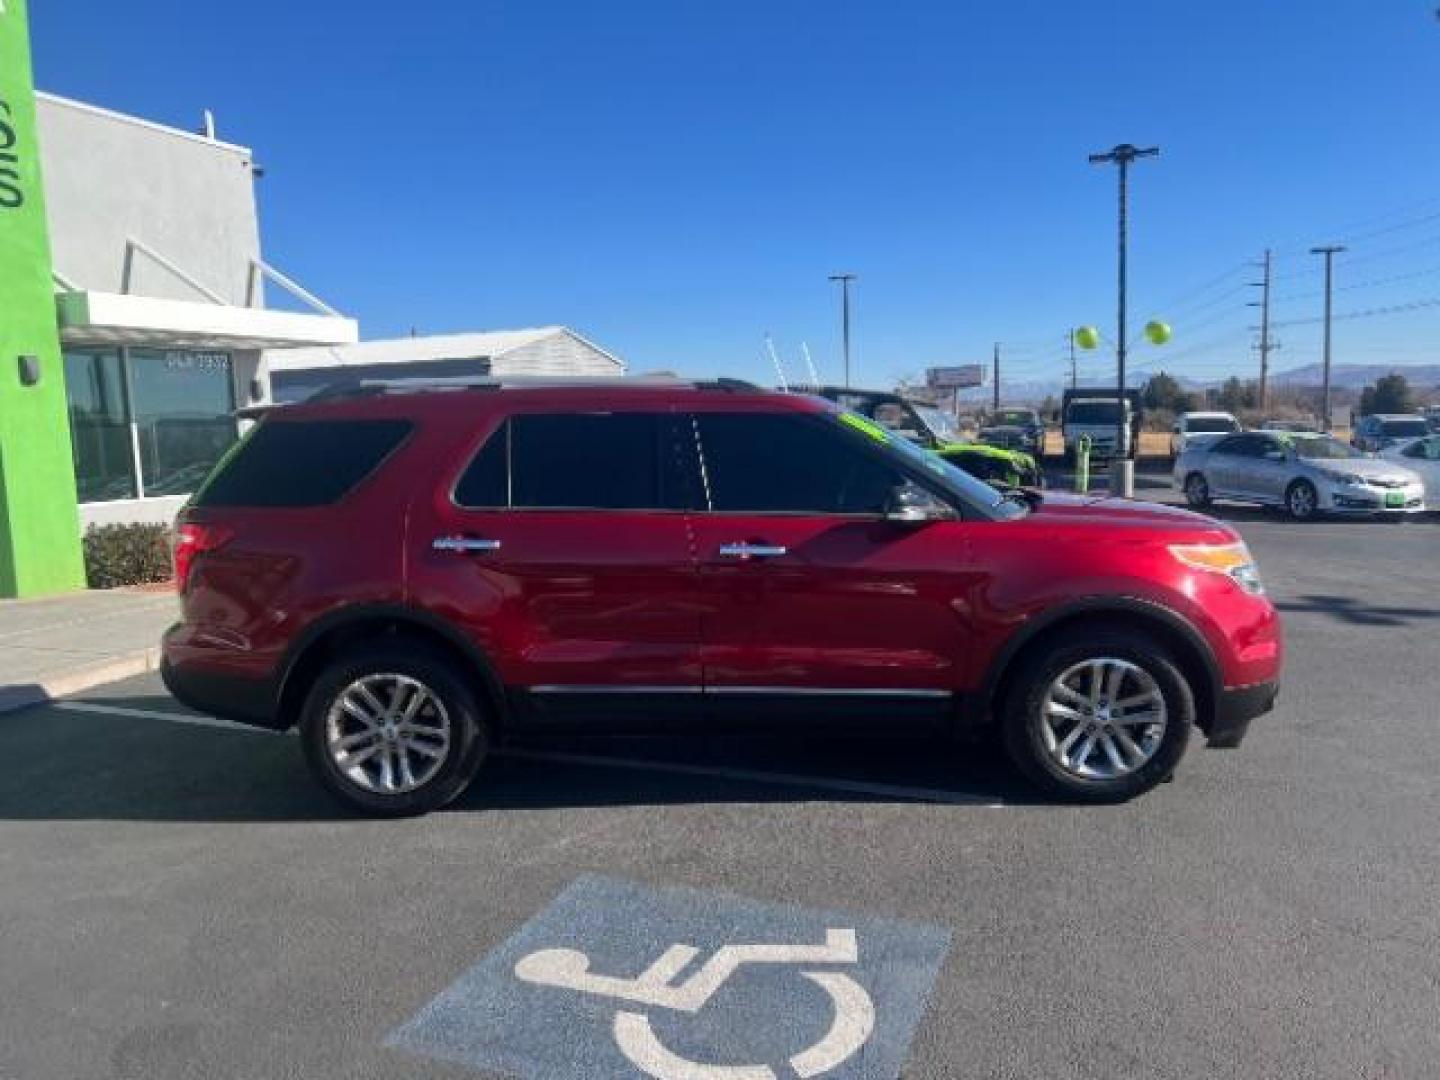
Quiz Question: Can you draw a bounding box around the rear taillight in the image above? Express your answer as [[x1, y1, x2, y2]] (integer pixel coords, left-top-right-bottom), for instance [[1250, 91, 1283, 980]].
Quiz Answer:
[[173, 522, 233, 594]]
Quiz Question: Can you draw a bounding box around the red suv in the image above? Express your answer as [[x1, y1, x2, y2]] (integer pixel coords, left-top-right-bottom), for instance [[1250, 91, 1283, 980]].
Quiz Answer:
[[162, 378, 1281, 815]]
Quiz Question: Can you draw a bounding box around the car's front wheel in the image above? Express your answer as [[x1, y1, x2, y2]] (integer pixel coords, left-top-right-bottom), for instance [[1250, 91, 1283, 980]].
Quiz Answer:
[[1002, 630, 1194, 802], [1183, 472, 1211, 508], [299, 642, 489, 816], [1285, 479, 1319, 521]]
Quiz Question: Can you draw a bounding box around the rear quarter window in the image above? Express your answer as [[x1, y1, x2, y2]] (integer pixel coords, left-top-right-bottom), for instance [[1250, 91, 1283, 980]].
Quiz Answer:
[[192, 418, 412, 508]]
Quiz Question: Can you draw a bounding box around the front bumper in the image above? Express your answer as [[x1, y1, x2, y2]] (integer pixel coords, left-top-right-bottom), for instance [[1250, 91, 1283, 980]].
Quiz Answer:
[[1207, 680, 1279, 748], [1322, 481, 1425, 514]]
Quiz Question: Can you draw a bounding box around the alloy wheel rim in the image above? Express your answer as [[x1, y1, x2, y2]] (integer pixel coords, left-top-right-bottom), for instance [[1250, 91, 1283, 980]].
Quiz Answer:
[[325, 673, 451, 795], [1187, 476, 1208, 503], [1039, 658, 1167, 780], [1291, 485, 1315, 516]]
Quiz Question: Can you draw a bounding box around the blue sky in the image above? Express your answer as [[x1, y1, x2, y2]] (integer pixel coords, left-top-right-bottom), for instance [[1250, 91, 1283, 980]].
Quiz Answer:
[[32, 1, 1440, 393]]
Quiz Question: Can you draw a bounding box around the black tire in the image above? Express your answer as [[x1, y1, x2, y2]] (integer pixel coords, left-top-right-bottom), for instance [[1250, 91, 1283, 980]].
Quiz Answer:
[[1285, 479, 1319, 521], [1183, 472, 1211, 508], [1001, 629, 1194, 803], [298, 641, 489, 817]]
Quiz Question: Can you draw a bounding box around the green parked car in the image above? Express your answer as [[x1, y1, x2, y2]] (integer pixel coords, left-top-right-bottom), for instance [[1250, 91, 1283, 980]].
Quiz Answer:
[[811, 387, 1043, 488]]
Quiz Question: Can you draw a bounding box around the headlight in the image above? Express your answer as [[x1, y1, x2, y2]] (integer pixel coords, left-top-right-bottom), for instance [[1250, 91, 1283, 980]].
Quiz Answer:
[[1170, 542, 1265, 595], [1329, 473, 1367, 486]]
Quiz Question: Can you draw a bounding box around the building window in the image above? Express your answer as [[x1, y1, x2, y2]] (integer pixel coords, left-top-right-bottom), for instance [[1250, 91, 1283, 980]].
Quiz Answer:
[[64, 350, 137, 503], [61, 348, 238, 503], [129, 350, 237, 497]]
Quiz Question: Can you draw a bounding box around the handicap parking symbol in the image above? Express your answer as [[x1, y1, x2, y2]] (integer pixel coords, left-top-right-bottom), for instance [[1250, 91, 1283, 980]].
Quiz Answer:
[[387, 874, 951, 1079]]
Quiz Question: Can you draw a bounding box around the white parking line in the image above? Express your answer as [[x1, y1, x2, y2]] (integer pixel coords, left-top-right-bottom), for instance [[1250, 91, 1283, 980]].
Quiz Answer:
[[55, 700, 283, 734], [51, 701, 1005, 807]]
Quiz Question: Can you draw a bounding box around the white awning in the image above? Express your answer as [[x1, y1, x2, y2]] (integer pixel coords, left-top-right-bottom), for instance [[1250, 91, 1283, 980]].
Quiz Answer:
[[56, 291, 358, 350]]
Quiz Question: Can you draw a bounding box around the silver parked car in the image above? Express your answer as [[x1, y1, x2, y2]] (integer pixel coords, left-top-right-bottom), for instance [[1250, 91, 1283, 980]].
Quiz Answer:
[[1381, 434, 1440, 510], [1352, 414, 1431, 453], [1174, 431, 1426, 520]]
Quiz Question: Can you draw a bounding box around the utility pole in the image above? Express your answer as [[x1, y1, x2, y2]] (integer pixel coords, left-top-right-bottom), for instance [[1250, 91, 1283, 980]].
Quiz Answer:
[[1068, 329, 1078, 389], [1089, 143, 1160, 497], [992, 342, 1001, 413], [828, 273, 857, 388], [1248, 249, 1273, 413], [1310, 245, 1345, 431]]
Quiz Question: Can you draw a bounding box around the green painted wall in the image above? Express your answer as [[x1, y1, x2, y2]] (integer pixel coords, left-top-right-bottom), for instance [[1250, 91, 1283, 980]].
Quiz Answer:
[[0, 0, 85, 597]]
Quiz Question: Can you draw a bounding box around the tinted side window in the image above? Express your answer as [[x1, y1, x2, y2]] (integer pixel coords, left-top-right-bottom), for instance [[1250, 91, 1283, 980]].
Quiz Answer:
[[1210, 435, 1243, 455], [695, 413, 903, 514], [1214, 434, 1264, 458], [453, 421, 508, 507], [193, 419, 411, 507], [455, 413, 689, 510]]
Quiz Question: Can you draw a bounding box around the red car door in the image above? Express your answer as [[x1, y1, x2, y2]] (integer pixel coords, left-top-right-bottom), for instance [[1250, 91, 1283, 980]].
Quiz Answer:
[[685, 407, 981, 719], [407, 407, 703, 724]]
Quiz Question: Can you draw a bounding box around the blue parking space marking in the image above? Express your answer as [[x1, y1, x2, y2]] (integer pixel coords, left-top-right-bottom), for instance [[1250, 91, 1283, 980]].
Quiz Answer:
[[387, 874, 951, 1079]]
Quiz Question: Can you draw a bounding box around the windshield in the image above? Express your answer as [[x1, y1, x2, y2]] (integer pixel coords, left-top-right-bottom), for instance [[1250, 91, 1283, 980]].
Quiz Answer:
[[1067, 401, 1123, 424], [1187, 416, 1239, 433], [913, 404, 961, 443], [1380, 419, 1429, 437], [1291, 435, 1363, 460], [833, 411, 1028, 520]]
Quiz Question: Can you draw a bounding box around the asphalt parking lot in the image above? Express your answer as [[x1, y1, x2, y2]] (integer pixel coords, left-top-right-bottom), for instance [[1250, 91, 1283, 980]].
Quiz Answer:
[[2, 476, 1437, 1079]]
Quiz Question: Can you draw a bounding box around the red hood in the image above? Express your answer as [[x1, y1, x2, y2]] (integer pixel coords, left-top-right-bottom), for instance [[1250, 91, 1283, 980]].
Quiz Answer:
[[1024, 493, 1235, 539]]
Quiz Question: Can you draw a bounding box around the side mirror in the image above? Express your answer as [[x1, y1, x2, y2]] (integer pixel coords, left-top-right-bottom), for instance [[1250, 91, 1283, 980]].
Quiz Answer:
[[885, 481, 957, 524]]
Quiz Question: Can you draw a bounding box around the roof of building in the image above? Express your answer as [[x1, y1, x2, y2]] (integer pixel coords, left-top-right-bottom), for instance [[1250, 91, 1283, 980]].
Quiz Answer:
[[37, 91, 252, 158], [265, 326, 621, 371]]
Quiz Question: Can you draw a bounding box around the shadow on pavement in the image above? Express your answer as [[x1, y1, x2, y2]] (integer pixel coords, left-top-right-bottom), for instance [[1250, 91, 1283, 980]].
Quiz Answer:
[[0, 693, 1041, 823], [1274, 593, 1440, 627]]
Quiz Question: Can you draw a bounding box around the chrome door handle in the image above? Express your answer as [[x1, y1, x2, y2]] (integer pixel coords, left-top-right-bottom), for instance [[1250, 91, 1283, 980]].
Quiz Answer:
[[718, 542, 788, 559], [433, 536, 502, 554]]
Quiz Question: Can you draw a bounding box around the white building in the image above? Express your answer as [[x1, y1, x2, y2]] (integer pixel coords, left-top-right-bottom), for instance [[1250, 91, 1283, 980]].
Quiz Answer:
[[266, 327, 625, 401]]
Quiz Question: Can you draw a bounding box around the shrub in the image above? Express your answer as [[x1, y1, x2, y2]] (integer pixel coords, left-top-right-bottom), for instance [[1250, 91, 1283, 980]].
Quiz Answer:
[[82, 523, 174, 589]]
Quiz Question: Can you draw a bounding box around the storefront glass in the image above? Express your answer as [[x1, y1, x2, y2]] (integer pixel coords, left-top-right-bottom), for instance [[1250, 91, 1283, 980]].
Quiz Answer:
[[63, 349, 136, 502], [60, 348, 237, 502], [129, 350, 237, 497]]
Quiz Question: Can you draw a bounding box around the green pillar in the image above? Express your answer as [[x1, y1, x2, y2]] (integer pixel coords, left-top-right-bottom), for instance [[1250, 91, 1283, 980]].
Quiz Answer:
[[0, 0, 85, 597]]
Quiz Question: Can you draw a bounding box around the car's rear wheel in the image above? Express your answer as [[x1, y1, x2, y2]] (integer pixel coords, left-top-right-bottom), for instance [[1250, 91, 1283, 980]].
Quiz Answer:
[[1002, 630, 1194, 802], [1285, 479, 1319, 521], [1183, 472, 1211, 508], [299, 642, 489, 816]]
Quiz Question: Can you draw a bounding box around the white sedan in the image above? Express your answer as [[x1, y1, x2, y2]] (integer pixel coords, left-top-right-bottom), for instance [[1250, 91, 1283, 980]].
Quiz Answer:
[[1382, 435, 1440, 509]]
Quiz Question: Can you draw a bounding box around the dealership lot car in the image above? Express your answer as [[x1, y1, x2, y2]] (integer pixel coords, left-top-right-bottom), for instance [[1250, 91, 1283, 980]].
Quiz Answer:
[[1176, 430, 1425, 520], [163, 377, 1281, 815], [810, 386, 1042, 487], [1171, 410, 1241, 457], [1381, 434, 1440, 509], [1352, 413, 1432, 452]]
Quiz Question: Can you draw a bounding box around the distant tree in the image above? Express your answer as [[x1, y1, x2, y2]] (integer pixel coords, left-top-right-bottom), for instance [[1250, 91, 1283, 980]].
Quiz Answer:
[[1039, 394, 1059, 420], [1359, 373, 1413, 416], [1142, 372, 1185, 411]]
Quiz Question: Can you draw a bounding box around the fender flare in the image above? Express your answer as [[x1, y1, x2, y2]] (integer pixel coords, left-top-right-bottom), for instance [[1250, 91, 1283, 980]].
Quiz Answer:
[[963, 595, 1223, 727], [275, 603, 507, 723]]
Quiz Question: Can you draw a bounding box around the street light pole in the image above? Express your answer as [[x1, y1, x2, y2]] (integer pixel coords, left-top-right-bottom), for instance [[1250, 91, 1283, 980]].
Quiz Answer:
[[1310, 245, 1345, 432], [828, 273, 857, 388], [1088, 143, 1159, 497]]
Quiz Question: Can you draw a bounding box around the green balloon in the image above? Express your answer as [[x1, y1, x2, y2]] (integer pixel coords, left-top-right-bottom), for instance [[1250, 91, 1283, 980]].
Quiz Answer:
[[1074, 326, 1101, 350], [1144, 320, 1172, 345]]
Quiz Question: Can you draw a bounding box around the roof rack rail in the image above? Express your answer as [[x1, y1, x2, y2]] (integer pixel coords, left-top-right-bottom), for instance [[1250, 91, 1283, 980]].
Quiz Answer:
[[290, 373, 769, 403]]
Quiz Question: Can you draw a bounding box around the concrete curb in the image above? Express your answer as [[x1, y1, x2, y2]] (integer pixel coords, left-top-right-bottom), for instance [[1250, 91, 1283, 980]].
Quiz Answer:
[[0, 647, 163, 716]]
